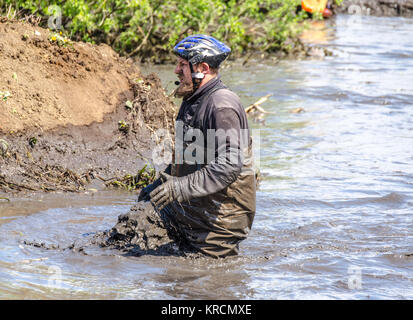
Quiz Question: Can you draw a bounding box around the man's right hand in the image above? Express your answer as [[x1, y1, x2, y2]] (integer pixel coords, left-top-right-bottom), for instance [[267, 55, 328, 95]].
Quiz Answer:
[[138, 178, 162, 202], [149, 172, 185, 210]]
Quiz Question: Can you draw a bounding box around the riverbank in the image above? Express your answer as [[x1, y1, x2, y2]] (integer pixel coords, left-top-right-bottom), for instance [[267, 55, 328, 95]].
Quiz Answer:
[[0, 18, 175, 195], [337, 0, 413, 16]]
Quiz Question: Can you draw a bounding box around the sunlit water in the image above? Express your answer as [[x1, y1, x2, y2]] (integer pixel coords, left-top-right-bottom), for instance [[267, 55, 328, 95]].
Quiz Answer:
[[1, 15, 412, 299]]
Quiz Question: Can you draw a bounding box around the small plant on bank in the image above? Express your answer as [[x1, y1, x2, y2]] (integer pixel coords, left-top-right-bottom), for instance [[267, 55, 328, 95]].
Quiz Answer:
[[125, 100, 133, 111], [107, 165, 156, 191], [118, 120, 129, 133], [0, 91, 11, 101], [28, 136, 37, 148], [49, 31, 71, 47]]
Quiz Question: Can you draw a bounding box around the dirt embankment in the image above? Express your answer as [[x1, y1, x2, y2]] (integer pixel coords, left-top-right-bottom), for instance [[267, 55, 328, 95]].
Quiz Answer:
[[336, 0, 413, 17], [0, 18, 176, 195]]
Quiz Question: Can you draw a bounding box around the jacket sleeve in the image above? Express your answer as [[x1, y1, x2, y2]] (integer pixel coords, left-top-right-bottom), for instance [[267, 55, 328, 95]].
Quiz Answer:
[[175, 105, 246, 201]]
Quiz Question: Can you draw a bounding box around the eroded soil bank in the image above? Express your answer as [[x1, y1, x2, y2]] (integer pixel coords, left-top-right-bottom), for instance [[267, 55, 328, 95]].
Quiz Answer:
[[0, 18, 176, 195]]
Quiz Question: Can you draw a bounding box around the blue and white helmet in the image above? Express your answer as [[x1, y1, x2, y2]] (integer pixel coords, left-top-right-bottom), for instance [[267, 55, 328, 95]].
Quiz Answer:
[[173, 35, 231, 69]]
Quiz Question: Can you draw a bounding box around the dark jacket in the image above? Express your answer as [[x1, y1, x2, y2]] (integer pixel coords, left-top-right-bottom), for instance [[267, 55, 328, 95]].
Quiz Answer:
[[167, 75, 256, 258]]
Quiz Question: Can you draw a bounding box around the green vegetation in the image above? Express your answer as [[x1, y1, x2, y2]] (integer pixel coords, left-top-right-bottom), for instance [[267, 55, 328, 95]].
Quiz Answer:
[[0, 91, 11, 101], [48, 30, 72, 46], [28, 136, 37, 147], [106, 165, 156, 191], [118, 120, 129, 133], [124, 100, 133, 111], [0, 0, 316, 62], [1, 1, 343, 61]]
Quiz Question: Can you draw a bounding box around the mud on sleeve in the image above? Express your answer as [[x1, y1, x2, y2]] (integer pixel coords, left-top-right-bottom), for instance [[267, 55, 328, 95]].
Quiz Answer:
[[176, 107, 245, 201]]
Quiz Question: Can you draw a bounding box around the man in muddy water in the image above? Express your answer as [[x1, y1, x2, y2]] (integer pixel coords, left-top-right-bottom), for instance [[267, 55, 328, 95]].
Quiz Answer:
[[139, 35, 256, 258]]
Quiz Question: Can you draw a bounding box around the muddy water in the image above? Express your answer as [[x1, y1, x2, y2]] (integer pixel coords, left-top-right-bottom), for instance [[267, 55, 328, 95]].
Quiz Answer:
[[1, 15, 412, 299]]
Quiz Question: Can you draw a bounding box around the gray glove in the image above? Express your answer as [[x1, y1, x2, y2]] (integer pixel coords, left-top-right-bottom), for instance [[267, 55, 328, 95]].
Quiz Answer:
[[138, 178, 162, 202], [149, 172, 185, 210]]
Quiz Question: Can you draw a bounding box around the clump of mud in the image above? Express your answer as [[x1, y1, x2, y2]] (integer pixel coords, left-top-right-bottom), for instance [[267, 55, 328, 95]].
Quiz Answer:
[[96, 201, 198, 257], [22, 201, 202, 258]]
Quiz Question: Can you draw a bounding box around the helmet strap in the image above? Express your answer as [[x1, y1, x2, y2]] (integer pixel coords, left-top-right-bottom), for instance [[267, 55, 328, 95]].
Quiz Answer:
[[189, 62, 204, 91]]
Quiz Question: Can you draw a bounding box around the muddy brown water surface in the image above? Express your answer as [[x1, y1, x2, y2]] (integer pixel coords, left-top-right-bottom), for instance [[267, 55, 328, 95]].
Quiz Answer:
[[1, 15, 413, 299]]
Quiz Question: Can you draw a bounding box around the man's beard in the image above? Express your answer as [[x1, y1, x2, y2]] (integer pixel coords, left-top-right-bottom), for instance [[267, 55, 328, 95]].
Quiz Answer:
[[174, 79, 194, 99]]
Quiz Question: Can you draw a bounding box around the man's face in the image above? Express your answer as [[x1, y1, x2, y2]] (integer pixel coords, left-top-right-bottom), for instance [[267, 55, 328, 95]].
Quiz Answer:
[[174, 57, 194, 98]]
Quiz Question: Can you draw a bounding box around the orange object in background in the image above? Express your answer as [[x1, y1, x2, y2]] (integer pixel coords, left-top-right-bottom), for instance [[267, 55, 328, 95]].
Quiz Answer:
[[302, 0, 328, 14], [322, 8, 333, 18]]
